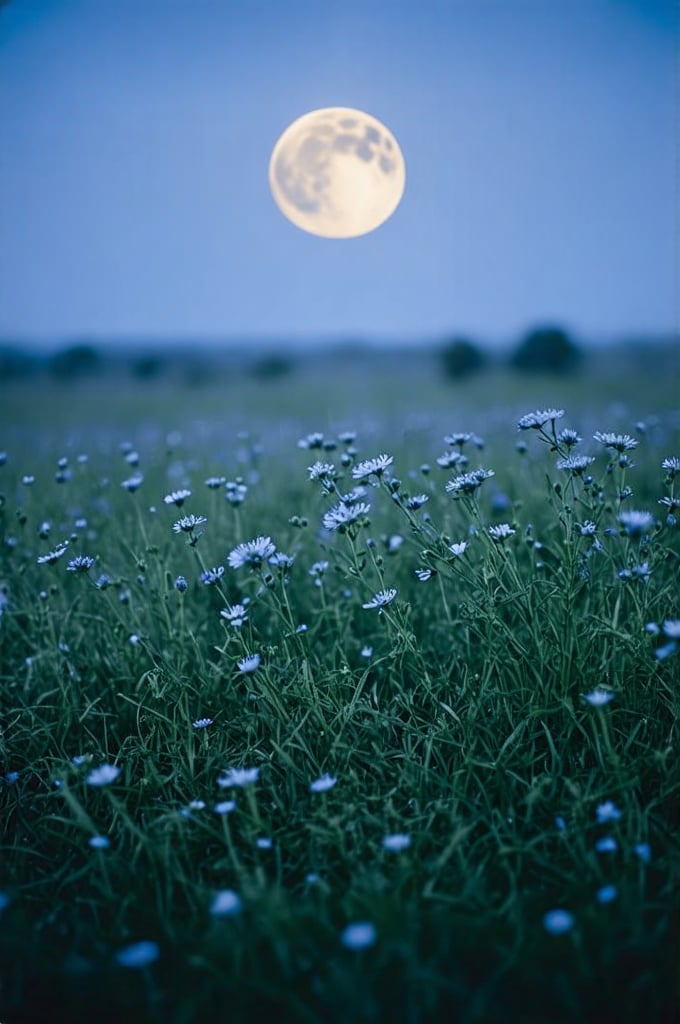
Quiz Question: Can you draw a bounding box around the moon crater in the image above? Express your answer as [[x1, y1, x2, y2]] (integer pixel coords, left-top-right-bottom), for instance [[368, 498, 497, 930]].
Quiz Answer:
[[269, 107, 406, 238]]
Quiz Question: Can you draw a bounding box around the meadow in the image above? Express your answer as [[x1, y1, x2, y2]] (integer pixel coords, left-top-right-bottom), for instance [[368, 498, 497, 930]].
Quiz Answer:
[[1, 350, 679, 1023]]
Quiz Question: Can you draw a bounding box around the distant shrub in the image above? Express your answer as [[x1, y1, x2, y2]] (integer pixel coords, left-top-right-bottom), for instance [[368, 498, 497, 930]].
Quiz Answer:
[[511, 326, 582, 374], [440, 337, 486, 380], [132, 354, 165, 380], [250, 353, 296, 380], [0, 346, 41, 380], [49, 344, 101, 379]]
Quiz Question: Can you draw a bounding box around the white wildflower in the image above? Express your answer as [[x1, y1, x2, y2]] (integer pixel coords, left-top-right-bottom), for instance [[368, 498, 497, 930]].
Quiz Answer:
[[310, 773, 337, 793], [228, 536, 276, 569], [517, 409, 565, 430], [362, 588, 397, 611], [351, 454, 393, 480], [217, 767, 259, 788]]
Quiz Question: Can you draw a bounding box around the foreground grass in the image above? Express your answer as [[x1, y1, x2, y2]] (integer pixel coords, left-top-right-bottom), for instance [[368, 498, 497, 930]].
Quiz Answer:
[[1, 367, 679, 1023]]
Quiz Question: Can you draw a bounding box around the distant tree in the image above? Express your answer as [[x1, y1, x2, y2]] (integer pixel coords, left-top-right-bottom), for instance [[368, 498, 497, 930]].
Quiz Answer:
[[49, 344, 102, 379], [250, 352, 296, 380], [0, 345, 41, 380], [132, 354, 165, 380], [511, 326, 582, 374], [440, 337, 486, 380]]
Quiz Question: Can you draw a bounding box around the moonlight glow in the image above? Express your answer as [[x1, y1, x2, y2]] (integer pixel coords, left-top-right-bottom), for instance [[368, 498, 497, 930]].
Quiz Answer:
[[269, 107, 406, 239]]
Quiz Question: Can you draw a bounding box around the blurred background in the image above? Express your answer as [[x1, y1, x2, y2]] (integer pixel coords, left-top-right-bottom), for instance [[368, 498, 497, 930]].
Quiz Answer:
[[0, 0, 676, 395]]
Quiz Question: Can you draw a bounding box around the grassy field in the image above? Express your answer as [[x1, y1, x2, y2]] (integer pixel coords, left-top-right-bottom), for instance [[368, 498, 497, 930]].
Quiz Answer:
[[1, 352, 679, 1023]]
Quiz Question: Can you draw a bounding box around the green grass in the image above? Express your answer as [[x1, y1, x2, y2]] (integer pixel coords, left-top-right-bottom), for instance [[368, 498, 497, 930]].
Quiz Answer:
[[1, 363, 679, 1023]]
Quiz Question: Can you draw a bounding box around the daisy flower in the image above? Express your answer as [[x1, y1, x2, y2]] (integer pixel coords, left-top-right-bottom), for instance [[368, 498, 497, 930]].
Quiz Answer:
[[192, 718, 213, 729], [556, 455, 595, 474], [351, 453, 393, 480], [338, 486, 368, 505], [488, 524, 515, 542], [237, 653, 260, 673], [445, 468, 495, 495], [322, 502, 371, 532], [200, 566, 224, 585], [163, 489, 192, 507], [217, 767, 259, 788], [517, 409, 565, 430], [448, 541, 468, 557], [593, 432, 638, 452], [228, 536, 276, 569], [362, 588, 397, 611], [37, 542, 69, 565], [297, 432, 325, 450], [443, 431, 473, 447], [405, 494, 429, 509], [225, 481, 248, 505], [584, 688, 614, 707], [310, 773, 337, 793], [308, 462, 336, 482], [268, 552, 295, 568], [172, 513, 207, 534], [220, 604, 248, 627], [66, 555, 95, 573], [121, 474, 144, 492], [415, 568, 434, 581], [660, 456, 680, 477], [86, 763, 121, 786], [557, 428, 582, 447], [619, 510, 654, 535], [436, 451, 468, 470]]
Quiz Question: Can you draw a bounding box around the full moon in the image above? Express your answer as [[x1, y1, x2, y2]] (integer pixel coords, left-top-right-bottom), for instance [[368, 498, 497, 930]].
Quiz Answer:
[[269, 107, 406, 239]]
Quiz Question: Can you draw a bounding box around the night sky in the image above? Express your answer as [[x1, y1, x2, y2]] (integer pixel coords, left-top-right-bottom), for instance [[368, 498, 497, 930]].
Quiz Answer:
[[0, 0, 675, 346]]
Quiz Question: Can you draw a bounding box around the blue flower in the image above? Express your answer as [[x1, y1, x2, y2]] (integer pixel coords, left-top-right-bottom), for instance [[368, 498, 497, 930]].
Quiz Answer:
[[584, 689, 614, 707], [217, 767, 259, 788], [382, 833, 411, 852], [214, 800, 236, 814], [633, 842, 651, 864], [543, 909, 574, 935], [310, 773, 337, 793], [237, 653, 260, 673], [200, 566, 224, 585], [86, 763, 120, 786], [88, 835, 111, 850], [341, 922, 377, 951], [115, 940, 160, 968], [595, 800, 622, 824], [596, 885, 617, 904], [210, 889, 242, 916]]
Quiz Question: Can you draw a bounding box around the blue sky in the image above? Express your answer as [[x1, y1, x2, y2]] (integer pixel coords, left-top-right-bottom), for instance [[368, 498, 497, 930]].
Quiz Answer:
[[0, 0, 675, 346]]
